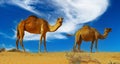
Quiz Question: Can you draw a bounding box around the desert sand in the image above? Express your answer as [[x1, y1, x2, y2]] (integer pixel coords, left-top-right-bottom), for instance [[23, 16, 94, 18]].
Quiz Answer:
[[0, 51, 120, 64]]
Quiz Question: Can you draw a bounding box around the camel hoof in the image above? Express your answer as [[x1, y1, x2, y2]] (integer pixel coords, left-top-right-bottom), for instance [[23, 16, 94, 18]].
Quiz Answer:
[[44, 51, 48, 53], [72, 49, 78, 52], [38, 51, 41, 53], [96, 50, 99, 53], [90, 51, 96, 53]]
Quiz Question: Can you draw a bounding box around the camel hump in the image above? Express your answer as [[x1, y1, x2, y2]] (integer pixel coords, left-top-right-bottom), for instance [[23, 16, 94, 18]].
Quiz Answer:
[[27, 15, 38, 20], [28, 15, 38, 19], [25, 15, 38, 24], [82, 25, 91, 29]]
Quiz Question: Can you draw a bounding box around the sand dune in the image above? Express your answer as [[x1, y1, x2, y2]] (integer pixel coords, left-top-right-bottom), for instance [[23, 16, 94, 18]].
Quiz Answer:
[[0, 51, 120, 64]]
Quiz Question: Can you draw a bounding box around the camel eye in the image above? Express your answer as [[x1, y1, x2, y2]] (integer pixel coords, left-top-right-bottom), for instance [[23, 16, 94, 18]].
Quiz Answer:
[[61, 18, 63, 20], [109, 28, 112, 31], [58, 18, 60, 20]]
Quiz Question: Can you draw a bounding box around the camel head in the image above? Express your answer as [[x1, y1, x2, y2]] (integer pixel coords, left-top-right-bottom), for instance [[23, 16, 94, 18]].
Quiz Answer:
[[105, 28, 112, 33], [56, 17, 64, 25], [48, 17, 63, 32], [102, 28, 112, 39]]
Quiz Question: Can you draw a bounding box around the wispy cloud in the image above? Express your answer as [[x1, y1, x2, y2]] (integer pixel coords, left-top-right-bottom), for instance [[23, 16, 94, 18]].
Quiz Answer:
[[51, 0, 109, 32], [13, 29, 67, 41], [0, 32, 11, 38], [0, 43, 15, 50], [0, 0, 109, 40], [11, 0, 42, 15], [0, 0, 42, 15]]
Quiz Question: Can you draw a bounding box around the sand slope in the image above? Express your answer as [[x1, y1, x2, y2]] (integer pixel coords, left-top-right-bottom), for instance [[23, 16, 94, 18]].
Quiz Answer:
[[0, 52, 120, 64]]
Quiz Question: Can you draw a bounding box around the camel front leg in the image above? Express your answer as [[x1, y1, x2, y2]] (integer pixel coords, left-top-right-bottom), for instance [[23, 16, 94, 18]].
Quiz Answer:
[[20, 38, 25, 52], [73, 36, 79, 52], [95, 40, 98, 52], [39, 35, 43, 53], [73, 42, 77, 52], [16, 38, 19, 50], [90, 41, 94, 53], [19, 29, 25, 52], [43, 33, 47, 52]]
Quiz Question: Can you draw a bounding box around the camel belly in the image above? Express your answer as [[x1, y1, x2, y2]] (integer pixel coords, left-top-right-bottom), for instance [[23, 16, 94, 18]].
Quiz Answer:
[[25, 28, 41, 34], [24, 24, 41, 34], [83, 38, 94, 42], [82, 34, 95, 41]]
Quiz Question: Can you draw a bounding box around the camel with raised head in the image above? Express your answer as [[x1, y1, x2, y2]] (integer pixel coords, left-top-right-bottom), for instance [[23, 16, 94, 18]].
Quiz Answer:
[[16, 15, 63, 52], [73, 25, 112, 52]]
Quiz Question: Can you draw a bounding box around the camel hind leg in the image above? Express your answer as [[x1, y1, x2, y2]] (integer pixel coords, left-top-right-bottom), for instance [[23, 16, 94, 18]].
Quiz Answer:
[[16, 37, 19, 50], [73, 35, 78, 52], [73, 39, 78, 52], [73, 35, 82, 52], [16, 28, 20, 50], [18, 27, 25, 52], [20, 38, 25, 52], [90, 41, 94, 53], [39, 32, 47, 53], [73, 39, 82, 52], [95, 40, 98, 52], [16, 28, 25, 52], [77, 39, 82, 52], [19, 32, 25, 52]]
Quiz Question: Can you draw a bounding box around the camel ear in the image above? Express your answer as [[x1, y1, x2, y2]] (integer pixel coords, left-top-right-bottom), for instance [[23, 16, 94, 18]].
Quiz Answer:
[[61, 17, 63, 19], [105, 28, 108, 30], [21, 19, 23, 21], [57, 18, 60, 20], [109, 28, 112, 31]]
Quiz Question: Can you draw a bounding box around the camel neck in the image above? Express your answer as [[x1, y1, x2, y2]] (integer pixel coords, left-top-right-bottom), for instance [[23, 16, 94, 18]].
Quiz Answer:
[[103, 31, 108, 38], [99, 31, 108, 39], [48, 22, 62, 32]]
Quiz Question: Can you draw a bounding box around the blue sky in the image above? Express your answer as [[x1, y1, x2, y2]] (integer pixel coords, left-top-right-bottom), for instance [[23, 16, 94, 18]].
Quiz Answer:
[[0, 0, 120, 52]]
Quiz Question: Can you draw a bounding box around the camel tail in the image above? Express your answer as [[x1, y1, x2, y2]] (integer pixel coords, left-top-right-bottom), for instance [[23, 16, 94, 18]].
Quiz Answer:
[[16, 27, 20, 39]]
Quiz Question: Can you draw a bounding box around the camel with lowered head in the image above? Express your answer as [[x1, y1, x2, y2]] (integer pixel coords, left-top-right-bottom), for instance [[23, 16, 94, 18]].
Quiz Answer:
[[16, 15, 63, 52], [73, 25, 112, 52]]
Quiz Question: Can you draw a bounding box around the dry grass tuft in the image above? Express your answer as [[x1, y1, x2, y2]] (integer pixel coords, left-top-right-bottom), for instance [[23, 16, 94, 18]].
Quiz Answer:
[[108, 61, 120, 64], [0, 48, 5, 52], [7, 48, 22, 52], [65, 52, 101, 64], [0, 48, 22, 52]]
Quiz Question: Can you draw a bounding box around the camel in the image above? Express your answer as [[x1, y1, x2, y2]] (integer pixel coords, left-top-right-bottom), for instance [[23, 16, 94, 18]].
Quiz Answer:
[[16, 15, 63, 52], [72, 25, 112, 52]]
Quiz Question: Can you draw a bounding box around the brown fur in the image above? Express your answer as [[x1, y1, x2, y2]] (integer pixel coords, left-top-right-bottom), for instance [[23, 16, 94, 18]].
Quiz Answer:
[[73, 25, 112, 52], [16, 15, 63, 52]]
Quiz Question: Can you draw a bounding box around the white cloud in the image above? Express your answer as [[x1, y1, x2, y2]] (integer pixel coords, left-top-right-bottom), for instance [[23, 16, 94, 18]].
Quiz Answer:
[[13, 30, 67, 41], [0, 32, 11, 38], [0, 0, 109, 40], [24, 32, 40, 40], [0, 0, 4, 5], [50, 0, 109, 33], [47, 0, 109, 40], [0, 0, 42, 15], [11, 0, 42, 15], [52, 0, 109, 23]]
